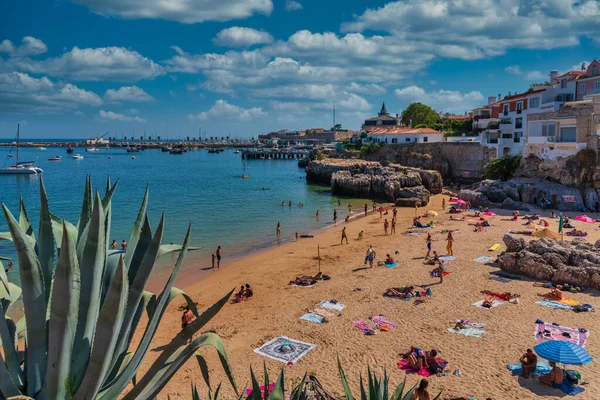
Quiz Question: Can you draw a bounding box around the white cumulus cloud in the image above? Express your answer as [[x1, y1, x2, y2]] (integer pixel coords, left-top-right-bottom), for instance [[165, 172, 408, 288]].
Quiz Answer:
[[285, 0, 303, 11], [394, 85, 484, 114], [505, 65, 523, 75], [213, 27, 273, 48], [104, 86, 155, 103], [188, 99, 265, 121], [99, 110, 146, 122], [72, 0, 274, 23], [0, 36, 47, 57]]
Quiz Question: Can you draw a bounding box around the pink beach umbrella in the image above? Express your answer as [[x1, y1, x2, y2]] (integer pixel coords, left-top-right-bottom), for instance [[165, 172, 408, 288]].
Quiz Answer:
[[575, 215, 596, 224], [455, 199, 467, 205], [484, 211, 497, 216], [449, 197, 459, 202]]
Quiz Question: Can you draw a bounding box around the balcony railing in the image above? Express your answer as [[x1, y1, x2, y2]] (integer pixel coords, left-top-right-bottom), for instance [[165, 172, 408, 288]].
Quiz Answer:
[[502, 134, 513, 139], [488, 122, 500, 129], [503, 111, 508, 116], [500, 118, 512, 124], [487, 138, 499, 144]]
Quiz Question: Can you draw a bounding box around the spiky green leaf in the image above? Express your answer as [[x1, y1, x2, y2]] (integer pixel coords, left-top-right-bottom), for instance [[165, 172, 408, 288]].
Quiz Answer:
[[0, 305, 24, 389], [38, 178, 56, 303], [337, 356, 354, 400], [124, 185, 149, 268]]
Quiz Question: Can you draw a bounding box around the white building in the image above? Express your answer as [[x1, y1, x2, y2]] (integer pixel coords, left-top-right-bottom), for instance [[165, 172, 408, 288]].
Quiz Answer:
[[366, 127, 444, 144]]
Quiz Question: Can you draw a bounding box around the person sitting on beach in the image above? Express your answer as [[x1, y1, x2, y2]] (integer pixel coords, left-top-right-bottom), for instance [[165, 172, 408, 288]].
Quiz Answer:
[[448, 206, 459, 214], [235, 285, 246, 302], [385, 254, 394, 264], [539, 361, 563, 387], [384, 286, 414, 299], [541, 287, 563, 300], [551, 212, 557, 218], [289, 276, 317, 286], [411, 379, 430, 400], [474, 225, 484, 232], [244, 284, 253, 298], [407, 348, 426, 371], [426, 350, 443, 374], [344, 215, 350, 223], [520, 349, 538, 378], [474, 211, 481, 217], [538, 219, 549, 227], [567, 229, 588, 237]]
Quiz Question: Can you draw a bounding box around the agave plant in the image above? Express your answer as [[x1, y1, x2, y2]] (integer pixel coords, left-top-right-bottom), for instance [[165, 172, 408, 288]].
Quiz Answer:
[[0, 177, 237, 399]]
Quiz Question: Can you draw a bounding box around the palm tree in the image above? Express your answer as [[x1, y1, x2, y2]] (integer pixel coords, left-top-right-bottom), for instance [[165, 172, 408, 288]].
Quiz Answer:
[[124, 136, 128, 143], [148, 136, 152, 142], [157, 135, 161, 142]]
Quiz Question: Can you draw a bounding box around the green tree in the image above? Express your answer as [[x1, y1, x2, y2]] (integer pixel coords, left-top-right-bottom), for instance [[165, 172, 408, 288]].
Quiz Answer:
[[484, 154, 522, 181], [401, 102, 439, 127]]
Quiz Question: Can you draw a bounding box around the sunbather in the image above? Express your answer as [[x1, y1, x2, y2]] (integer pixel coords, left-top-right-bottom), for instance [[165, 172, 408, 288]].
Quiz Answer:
[[480, 290, 519, 301], [450, 215, 465, 221], [541, 287, 563, 300], [539, 361, 564, 387], [385, 254, 394, 264], [566, 229, 588, 237], [384, 286, 415, 298], [519, 348, 538, 378]]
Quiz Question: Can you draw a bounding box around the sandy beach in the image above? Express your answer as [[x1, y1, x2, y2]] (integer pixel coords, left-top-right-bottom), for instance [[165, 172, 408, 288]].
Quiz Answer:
[[134, 194, 600, 400]]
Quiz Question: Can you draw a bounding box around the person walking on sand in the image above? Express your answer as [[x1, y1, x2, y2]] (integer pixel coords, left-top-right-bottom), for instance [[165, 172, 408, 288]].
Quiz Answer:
[[364, 203, 368, 216], [276, 222, 281, 237], [333, 209, 337, 223], [216, 246, 222, 268], [379, 207, 383, 219], [393, 207, 397, 219], [384, 218, 389, 235], [425, 234, 432, 259], [442, 198, 446, 210], [295, 232, 298, 241], [181, 305, 195, 344], [211, 254, 215, 269], [341, 227, 349, 244], [446, 231, 454, 256], [364, 245, 376, 268], [391, 218, 396, 235]]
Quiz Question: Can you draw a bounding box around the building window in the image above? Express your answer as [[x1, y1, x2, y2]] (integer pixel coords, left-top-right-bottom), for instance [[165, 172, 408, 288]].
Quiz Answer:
[[593, 65, 598, 76], [423, 137, 428, 143], [516, 102, 523, 114], [515, 117, 523, 129], [580, 83, 586, 93], [561, 79, 567, 89], [405, 137, 410, 142], [560, 127, 577, 142], [542, 122, 555, 137], [503, 104, 509, 114], [595, 81, 600, 91], [391, 138, 397, 144], [529, 97, 539, 108]]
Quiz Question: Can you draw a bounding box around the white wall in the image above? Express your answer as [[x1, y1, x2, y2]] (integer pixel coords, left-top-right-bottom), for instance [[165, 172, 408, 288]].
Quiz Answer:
[[368, 133, 444, 144]]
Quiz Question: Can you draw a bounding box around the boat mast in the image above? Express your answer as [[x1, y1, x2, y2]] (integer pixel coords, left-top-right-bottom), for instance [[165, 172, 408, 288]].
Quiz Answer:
[[16, 123, 19, 165]]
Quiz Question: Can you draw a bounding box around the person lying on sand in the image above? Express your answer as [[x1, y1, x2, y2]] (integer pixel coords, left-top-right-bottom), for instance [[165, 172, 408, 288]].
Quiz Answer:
[[423, 251, 441, 265], [522, 214, 540, 220], [507, 230, 533, 235], [480, 290, 519, 301], [481, 298, 494, 308], [539, 288, 563, 300], [538, 219, 550, 227], [449, 215, 465, 221], [289, 272, 323, 286], [566, 229, 588, 237], [384, 286, 415, 298]]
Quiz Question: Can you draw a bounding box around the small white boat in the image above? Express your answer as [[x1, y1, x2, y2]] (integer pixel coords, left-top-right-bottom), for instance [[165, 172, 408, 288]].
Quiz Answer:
[[0, 124, 43, 175], [38, 147, 47, 151], [86, 147, 99, 152], [131, 156, 136, 160], [73, 154, 84, 160], [48, 156, 62, 161], [234, 149, 240, 154]]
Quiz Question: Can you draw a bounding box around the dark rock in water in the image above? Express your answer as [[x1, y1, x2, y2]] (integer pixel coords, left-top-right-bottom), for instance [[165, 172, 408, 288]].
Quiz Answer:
[[306, 159, 441, 206], [499, 234, 600, 289]]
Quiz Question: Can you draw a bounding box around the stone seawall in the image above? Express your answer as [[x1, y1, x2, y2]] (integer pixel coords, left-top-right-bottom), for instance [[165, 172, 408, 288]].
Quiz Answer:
[[306, 159, 442, 206], [373, 142, 495, 182]]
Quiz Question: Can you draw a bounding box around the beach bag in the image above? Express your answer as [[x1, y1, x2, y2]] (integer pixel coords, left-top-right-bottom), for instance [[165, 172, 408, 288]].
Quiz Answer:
[[565, 370, 579, 384], [427, 359, 443, 374]]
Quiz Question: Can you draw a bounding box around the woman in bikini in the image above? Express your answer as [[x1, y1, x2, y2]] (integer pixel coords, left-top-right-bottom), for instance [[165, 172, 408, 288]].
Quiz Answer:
[[446, 231, 454, 256], [411, 379, 430, 400]]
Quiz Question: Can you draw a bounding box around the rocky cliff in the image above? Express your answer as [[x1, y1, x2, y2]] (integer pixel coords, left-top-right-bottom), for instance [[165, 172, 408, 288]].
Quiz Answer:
[[306, 159, 442, 206], [499, 234, 600, 290]]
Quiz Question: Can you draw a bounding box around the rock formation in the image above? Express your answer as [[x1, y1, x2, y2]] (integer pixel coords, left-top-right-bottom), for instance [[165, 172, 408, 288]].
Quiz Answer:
[[498, 234, 600, 290], [305, 159, 442, 206]]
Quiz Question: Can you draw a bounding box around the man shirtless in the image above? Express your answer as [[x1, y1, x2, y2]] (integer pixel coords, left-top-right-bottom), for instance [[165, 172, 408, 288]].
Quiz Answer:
[[519, 349, 538, 378], [539, 361, 563, 387]]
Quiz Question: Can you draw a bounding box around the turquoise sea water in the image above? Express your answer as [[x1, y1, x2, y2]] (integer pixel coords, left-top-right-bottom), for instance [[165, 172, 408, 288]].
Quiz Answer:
[[0, 146, 369, 285]]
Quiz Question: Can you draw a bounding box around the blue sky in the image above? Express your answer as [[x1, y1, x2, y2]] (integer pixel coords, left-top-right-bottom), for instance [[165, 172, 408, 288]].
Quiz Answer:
[[0, 0, 599, 139]]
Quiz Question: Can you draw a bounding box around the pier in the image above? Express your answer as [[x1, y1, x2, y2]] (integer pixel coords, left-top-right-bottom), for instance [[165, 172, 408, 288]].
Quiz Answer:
[[241, 148, 309, 160]]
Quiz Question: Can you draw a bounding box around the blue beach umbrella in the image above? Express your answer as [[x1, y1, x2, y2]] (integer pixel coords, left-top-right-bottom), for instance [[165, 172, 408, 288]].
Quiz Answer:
[[534, 341, 593, 366]]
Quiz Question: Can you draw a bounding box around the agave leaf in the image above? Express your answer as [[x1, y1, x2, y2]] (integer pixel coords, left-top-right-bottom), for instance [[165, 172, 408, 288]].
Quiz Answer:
[[390, 377, 406, 400], [0, 352, 21, 398], [196, 354, 211, 391], [71, 192, 106, 392], [213, 382, 221, 400], [18, 197, 34, 238], [119, 286, 237, 399], [432, 391, 443, 400], [101, 178, 118, 254], [73, 256, 128, 400], [359, 374, 367, 400], [76, 176, 93, 242], [337, 357, 354, 400], [97, 224, 191, 400], [124, 185, 149, 269], [0, 279, 22, 312], [113, 215, 164, 362], [382, 370, 388, 400], [38, 178, 56, 303], [0, 305, 24, 389], [399, 383, 417, 400], [41, 222, 80, 400], [48, 212, 77, 251], [249, 366, 261, 400], [121, 333, 232, 400], [147, 287, 199, 319], [290, 374, 307, 400], [158, 244, 201, 258], [269, 369, 285, 400], [263, 362, 269, 400], [0, 232, 13, 241], [368, 367, 375, 400], [191, 383, 199, 400], [101, 250, 125, 302], [2, 204, 47, 396], [127, 215, 153, 285], [124, 291, 153, 353]]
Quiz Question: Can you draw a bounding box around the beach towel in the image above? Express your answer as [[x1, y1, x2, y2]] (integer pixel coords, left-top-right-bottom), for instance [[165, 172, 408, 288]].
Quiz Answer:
[[352, 320, 372, 332], [489, 275, 511, 283], [534, 322, 589, 347], [558, 382, 585, 396], [311, 308, 334, 317], [506, 361, 552, 376], [474, 256, 495, 264], [473, 299, 504, 309], [489, 244, 500, 251], [398, 358, 448, 377], [560, 298, 581, 306], [300, 313, 325, 324], [431, 271, 450, 278], [447, 327, 486, 338], [405, 232, 424, 236], [372, 316, 398, 329], [254, 336, 316, 364], [383, 262, 398, 268], [494, 272, 523, 281], [290, 284, 315, 288], [456, 319, 485, 329], [536, 299, 574, 311], [438, 256, 455, 262], [317, 300, 345, 311]]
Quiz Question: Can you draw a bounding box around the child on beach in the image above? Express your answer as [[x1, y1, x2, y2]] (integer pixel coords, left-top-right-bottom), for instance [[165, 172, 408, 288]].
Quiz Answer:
[[211, 254, 215, 269], [276, 222, 281, 237], [358, 230, 364, 240]]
